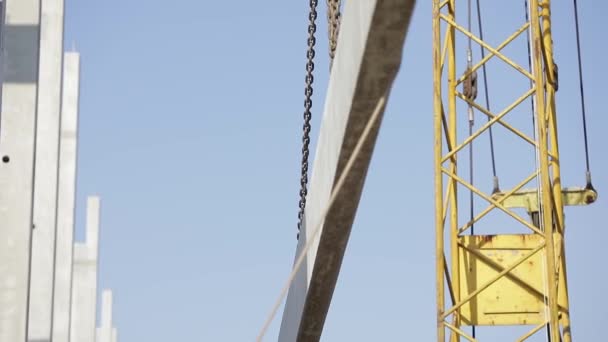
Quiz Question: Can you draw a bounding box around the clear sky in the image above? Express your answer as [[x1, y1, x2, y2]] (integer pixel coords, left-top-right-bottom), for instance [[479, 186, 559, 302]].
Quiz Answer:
[[64, 1, 607, 341]]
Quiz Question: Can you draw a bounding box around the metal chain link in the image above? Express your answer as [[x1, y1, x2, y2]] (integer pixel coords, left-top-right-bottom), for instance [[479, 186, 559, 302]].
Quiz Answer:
[[327, 0, 342, 68], [297, 0, 318, 239]]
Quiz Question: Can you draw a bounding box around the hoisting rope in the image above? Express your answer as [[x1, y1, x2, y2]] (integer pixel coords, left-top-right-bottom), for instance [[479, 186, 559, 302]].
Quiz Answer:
[[465, 0, 476, 337], [523, 0, 535, 135], [474, 0, 500, 194], [465, 1, 502, 221], [296, 0, 319, 240], [572, 0, 594, 189], [465, 0, 475, 240], [463, 4, 501, 301]]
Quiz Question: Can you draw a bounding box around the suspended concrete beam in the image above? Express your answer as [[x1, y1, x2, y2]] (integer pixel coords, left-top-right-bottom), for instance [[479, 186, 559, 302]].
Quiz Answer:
[[278, 1, 416, 341], [52, 51, 80, 342], [97, 289, 118, 342], [70, 196, 100, 342], [0, 1, 42, 341], [28, 0, 66, 340]]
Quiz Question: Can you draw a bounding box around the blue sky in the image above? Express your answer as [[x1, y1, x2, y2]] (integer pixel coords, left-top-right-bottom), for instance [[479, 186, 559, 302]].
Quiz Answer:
[[65, 1, 607, 341]]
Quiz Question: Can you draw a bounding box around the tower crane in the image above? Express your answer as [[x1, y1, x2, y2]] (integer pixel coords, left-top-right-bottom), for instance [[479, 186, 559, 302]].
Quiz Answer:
[[258, 1, 599, 341]]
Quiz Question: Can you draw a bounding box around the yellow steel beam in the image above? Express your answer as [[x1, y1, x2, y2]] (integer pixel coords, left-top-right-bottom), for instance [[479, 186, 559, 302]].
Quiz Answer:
[[516, 321, 548, 341], [530, 0, 560, 340], [433, 0, 445, 340], [454, 90, 541, 150], [456, 22, 531, 86], [493, 187, 598, 212], [447, 1, 460, 341], [442, 167, 545, 235], [439, 14, 534, 80], [444, 322, 479, 342], [540, 1, 573, 340], [442, 88, 537, 163], [459, 170, 539, 234]]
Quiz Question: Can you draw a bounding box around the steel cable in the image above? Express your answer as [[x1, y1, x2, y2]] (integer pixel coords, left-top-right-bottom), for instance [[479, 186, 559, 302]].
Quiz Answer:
[[572, 0, 594, 187], [467, 0, 476, 337], [475, 0, 500, 193]]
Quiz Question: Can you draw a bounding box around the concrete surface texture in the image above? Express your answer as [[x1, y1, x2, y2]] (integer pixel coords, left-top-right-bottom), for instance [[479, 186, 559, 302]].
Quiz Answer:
[[0, 1, 42, 341], [70, 196, 100, 342], [28, 0, 66, 340], [52, 51, 81, 342], [96, 289, 118, 342]]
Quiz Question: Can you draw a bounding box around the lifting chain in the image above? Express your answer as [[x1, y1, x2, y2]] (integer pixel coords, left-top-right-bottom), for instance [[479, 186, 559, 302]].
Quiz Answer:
[[327, 0, 342, 68], [297, 0, 318, 239]]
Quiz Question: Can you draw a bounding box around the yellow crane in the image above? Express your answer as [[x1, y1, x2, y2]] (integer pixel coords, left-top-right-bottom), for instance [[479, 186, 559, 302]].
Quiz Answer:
[[433, 0, 597, 340]]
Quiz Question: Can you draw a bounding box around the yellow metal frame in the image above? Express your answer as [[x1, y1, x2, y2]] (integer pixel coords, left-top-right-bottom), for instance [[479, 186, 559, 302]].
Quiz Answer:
[[432, 1, 587, 340], [493, 187, 597, 213]]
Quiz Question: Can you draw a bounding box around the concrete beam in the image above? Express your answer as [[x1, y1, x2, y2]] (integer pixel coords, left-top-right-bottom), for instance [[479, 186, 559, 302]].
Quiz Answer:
[[278, 1, 416, 341], [28, 0, 66, 340], [52, 51, 80, 342], [96, 289, 117, 342], [0, 1, 42, 341], [70, 196, 100, 342]]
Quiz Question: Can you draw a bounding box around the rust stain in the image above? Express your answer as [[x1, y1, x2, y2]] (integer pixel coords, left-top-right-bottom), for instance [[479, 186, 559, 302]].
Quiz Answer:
[[481, 235, 496, 243], [521, 234, 535, 241]]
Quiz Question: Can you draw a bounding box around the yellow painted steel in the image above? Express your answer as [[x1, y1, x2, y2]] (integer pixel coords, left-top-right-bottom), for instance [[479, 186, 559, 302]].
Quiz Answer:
[[447, 2, 459, 341], [433, 0, 445, 340], [529, 1, 560, 338], [432, 0, 593, 340], [493, 187, 597, 213], [457, 234, 568, 326]]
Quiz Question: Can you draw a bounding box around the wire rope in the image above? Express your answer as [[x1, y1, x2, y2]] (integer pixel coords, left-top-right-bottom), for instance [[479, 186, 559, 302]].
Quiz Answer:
[[474, 0, 500, 193], [572, 0, 594, 187]]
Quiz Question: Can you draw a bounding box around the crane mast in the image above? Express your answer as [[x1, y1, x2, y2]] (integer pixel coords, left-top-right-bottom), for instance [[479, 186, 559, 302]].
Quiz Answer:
[[433, 0, 596, 341]]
